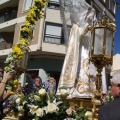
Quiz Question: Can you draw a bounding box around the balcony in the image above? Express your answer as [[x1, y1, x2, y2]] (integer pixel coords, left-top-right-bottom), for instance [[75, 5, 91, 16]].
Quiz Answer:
[[0, 32, 14, 50], [0, 0, 19, 11], [0, 40, 12, 50], [0, 8, 17, 24]]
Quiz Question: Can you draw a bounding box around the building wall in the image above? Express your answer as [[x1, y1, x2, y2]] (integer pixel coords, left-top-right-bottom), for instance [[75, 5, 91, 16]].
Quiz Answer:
[[17, 0, 28, 17]]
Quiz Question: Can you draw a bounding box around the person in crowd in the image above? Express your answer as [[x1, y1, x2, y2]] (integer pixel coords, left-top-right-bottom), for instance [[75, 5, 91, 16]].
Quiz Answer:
[[23, 76, 42, 94], [25, 73, 34, 88], [0, 72, 13, 118], [99, 70, 120, 120], [32, 76, 42, 92], [0, 72, 13, 100], [43, 76, 56, 96]]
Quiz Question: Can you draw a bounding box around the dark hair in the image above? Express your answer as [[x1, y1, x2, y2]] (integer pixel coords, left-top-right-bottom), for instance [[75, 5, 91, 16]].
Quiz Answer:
[[34, 76, 42, 82]]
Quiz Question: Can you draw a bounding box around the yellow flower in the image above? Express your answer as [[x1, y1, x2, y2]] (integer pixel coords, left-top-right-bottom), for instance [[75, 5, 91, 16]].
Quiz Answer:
[[14, 80, 18, 85], [29, 9, 36, 18], [12, 45, 21, 52], [25, 21, 31, 27], [39, 13, 43, 18], [13, 85, 18, 90], [34, 95, 41, 101], [30, 6, 37, 11], [21, 26, 31, 33], [7, 86, 12, 90], [10, 91, 15, 95], [4, 66, 8, 72], [18, 38, 30, 45], [26, 14, 35, 25]]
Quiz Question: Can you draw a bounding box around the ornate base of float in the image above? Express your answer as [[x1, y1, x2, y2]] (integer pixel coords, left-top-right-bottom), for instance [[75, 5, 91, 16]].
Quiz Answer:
[[2, 117, 18, 120], [63, 93, 101, 120]]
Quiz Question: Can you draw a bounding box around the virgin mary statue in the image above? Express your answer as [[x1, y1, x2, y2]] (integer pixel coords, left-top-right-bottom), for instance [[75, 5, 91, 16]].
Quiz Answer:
[[57, 0, 107, 98]]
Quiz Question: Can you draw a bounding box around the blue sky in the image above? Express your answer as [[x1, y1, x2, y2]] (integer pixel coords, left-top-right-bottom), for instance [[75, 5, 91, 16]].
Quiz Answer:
[[114, 0, 120, 54]]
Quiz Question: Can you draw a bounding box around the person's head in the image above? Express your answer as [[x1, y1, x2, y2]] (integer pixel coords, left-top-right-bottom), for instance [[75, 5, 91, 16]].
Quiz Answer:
[[34, 77, 42, 87], [49, 77, 56, 83], [111, 70, 120, 98]]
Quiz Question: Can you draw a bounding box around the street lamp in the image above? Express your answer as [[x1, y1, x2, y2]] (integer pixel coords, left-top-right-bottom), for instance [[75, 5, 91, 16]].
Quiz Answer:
[[90, 17, 115, 93], [90, 16, 116, 120]]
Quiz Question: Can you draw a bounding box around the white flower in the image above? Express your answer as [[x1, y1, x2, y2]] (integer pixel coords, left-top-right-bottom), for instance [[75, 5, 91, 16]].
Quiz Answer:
[[47, 103, 58, 113], [23, 101, 27, 105], [60, 89, 68, 96], [66, 107, 72, 116], [29, 105, 38, 115], [18, 106, 23, 111], [38, 88, 46, 96], [15, 98, 21, 104], [36, 108, 44, 117], [106, 95, 109, 99], [108, 86, 111, 89], [85, 111, 92, 117], [108, 91, 111, 94], [111, 96, 114, 100]]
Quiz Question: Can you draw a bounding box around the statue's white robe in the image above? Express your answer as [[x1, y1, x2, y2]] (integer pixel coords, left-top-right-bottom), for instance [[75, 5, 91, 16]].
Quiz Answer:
[[57, 24, 107, 98]]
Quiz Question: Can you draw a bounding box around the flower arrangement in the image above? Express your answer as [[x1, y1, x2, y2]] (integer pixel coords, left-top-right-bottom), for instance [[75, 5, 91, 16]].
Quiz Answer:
[[3, 0, 48, 93], [4, 88, 92, 120], [104, 86, 114, 104]]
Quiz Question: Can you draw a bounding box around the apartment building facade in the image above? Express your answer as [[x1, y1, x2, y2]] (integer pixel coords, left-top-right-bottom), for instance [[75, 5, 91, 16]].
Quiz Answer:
[[0, 0, 117, 85]]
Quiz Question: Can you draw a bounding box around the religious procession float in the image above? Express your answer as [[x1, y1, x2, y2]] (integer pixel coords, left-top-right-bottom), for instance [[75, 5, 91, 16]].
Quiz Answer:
[[2, 0, 116, 120]]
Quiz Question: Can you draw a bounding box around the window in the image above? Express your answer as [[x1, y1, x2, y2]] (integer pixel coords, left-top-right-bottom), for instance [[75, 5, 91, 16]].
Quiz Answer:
[[91, 2, 102, 20], [109, 0, 116, 13], [44, 23, 64, 44], [24, 0, 33, 11], [27, 70, 39, 79], [48, 0, 60, 9]]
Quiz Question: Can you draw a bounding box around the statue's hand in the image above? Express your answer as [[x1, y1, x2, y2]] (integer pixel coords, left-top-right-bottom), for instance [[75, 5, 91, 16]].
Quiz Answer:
[[87, 25, 93, 31]]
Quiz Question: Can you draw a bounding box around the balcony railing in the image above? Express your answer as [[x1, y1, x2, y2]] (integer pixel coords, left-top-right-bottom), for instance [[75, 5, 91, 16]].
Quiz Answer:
[[44, 34, 64, 44], [0, 40, 12, 50], [0, 10, 17, 24]]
